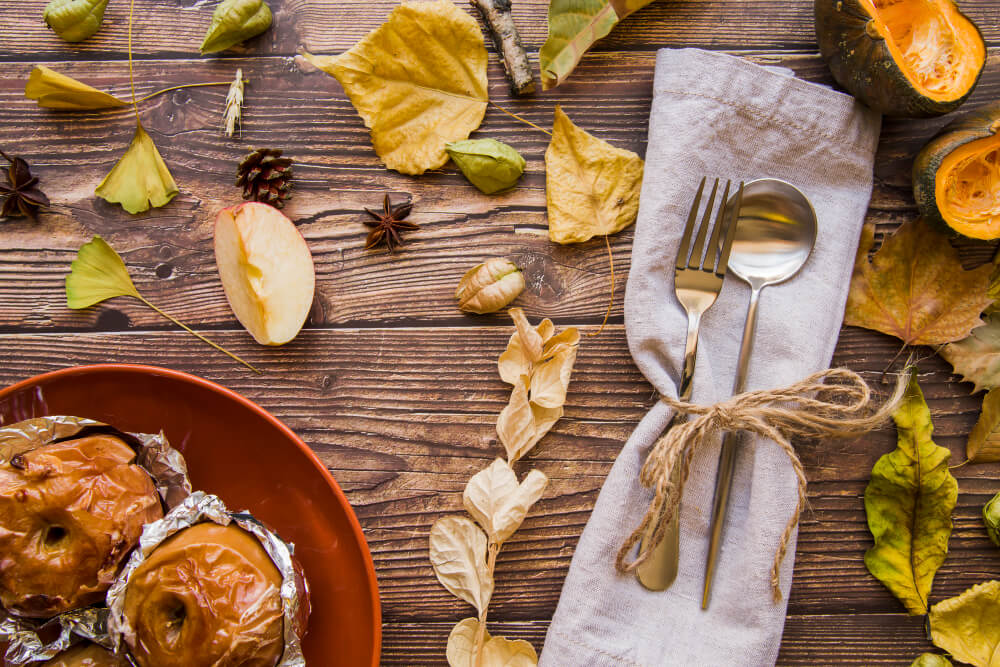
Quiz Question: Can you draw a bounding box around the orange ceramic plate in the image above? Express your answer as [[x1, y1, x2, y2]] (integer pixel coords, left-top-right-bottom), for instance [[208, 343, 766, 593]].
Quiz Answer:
[[0, 364, 380, 667]]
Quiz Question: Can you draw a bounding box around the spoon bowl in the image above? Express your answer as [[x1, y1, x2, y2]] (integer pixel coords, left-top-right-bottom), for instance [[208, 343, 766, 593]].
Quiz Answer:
[[727, 178, 817, 288]]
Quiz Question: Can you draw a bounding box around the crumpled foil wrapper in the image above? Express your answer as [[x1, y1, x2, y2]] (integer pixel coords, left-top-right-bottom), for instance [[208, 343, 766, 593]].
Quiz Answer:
[[0, 415, 191, 508], [0, 415, 192, 665], [107, 491, 309, 667], [0, 607, 113, 664]]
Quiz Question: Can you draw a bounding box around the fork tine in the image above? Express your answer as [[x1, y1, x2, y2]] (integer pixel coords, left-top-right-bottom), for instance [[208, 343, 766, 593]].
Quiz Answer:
[[717, 181, 744, 275], [687, 179, 719, 269], [702, 180, 732, 271], [675, 177, 707, 270]]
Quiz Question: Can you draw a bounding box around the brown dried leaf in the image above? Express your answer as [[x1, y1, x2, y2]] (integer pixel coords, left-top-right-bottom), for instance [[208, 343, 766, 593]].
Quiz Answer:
[[446, 618, 482, 667], [530, 343, 578, 409], [845, 221, 993, 346], [446, 618, 538, 667], [968, 387, 1000, 463], [429, 516, 493, 614], [509, 307, 544, 363], [463, 458, 548, 543], [941, 314, 1000, 394]]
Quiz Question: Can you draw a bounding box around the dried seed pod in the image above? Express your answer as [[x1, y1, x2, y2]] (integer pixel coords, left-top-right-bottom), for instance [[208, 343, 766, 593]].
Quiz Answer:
[[984, 492, 1000, 546], [455, 258, 525, 314], [446, 139, 525, 194], [42, 0, 110, 42]]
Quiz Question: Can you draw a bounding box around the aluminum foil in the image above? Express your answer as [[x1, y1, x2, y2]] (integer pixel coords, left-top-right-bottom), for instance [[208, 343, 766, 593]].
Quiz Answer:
[[0, 415, 192, 508], [107, 491, 309, 667], [0, 607, 114, 664]]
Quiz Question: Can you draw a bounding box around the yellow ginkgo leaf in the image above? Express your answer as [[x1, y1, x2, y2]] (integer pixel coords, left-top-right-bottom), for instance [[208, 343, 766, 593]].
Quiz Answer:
[[545, 105, 644, 244], [303, 0, 488, 175], [25, 65, 129, 110], [95, 121, 179, 214]]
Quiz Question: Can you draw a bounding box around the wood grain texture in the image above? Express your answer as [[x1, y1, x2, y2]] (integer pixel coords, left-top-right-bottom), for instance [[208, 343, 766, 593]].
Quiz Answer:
[[3, 52, 1000, 332], [1, 0, 997, 59]]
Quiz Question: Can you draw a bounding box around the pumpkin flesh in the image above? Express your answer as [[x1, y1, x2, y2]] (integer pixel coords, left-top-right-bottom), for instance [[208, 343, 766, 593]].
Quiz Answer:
[[936, 131, 1000, 239], [858, 0, 985, 103]]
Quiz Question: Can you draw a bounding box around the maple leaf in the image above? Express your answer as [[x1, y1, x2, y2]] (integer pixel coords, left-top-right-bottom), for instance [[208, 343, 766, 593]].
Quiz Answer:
[[303, 0, 488, 176], [844, 221, 993, 346]]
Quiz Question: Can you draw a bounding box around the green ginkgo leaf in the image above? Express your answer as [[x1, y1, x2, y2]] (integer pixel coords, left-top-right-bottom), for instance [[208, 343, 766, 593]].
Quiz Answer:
[[200, 0, 273, 54], [66, 236, 259, 372], [864, 370, 957, 615], [95, 122, 179, 214], [25, 65, 130, 110], [43, 0, 110, 42]]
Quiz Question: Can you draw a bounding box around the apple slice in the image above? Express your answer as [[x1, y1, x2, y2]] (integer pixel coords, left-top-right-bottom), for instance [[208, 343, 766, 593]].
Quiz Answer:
[[214, 202, 315, 346]]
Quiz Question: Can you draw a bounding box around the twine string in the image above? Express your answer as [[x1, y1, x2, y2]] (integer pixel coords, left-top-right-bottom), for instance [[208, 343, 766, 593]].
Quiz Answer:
[[615, 367, 907, 601]]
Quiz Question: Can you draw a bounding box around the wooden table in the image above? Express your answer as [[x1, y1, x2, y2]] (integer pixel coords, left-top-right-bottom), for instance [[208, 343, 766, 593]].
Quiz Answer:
[[3, 0, 1000, 664]]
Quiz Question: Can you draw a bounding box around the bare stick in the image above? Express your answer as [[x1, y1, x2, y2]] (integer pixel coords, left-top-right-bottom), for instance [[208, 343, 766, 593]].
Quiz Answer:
[[471, 0, 535, 96]]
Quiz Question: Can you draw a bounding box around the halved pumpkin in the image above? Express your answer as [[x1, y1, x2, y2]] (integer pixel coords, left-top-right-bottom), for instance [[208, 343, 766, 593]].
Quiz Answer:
[[815, 0, 985, 117], [914, 103, 1000, 240]]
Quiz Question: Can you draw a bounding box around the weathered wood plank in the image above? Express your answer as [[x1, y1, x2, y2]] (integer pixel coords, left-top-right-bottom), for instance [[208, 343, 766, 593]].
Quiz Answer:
[[2, 0, 998, 60], [3, 52, 999, 332]]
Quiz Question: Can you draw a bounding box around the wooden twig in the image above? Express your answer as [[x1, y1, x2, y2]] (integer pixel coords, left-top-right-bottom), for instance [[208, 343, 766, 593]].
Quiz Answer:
[[470, 0, 535, 96]]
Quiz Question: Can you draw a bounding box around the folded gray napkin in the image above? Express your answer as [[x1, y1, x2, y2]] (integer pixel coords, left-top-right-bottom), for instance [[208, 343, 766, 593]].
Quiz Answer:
[[540, 48, 881, 666]]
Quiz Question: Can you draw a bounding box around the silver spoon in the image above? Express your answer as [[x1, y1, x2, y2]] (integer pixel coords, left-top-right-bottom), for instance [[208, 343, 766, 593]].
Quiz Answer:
[[701, 178, 817, 609]]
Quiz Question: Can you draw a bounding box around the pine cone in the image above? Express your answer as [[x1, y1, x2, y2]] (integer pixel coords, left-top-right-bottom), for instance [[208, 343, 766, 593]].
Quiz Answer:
[[235, 148, 293, 209]]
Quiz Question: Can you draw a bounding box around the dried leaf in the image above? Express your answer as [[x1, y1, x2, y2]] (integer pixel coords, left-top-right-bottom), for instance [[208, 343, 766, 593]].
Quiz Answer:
[[941, 314, 1000, 394], [303, 0, 488, 175], [845, 221, 993, 346], [25, 65, 129, 110], [864, 371, 957, 615], [463, 458, 548, 543], [446, 139, 526, 194], [200, 0, 273, 54], [446, 618, 538, 667], [95, 121, 179, 214], [983, 491, 1000, 546], [456, 259, 525, 314], [509, 307, 544, 363], [530, 344, 578, 409], [446, 618, 483, 667], [429, 516, 493, 614], [497, 381, 540, 463], [539, 0, 656, 90], [968, 387, 1000, 463], [545, 105, 644, 244], [43, 0, 110, 42], [65, 236, 258, 372], [910, 655, 953, 667], [929, 580, 1000, 667]]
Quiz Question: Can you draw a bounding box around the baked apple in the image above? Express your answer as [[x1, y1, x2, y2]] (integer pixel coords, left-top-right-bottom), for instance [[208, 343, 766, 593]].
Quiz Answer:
[[0, 435, 163, 618], [121, 522, 286, 667], [42, 643, 126, 666]]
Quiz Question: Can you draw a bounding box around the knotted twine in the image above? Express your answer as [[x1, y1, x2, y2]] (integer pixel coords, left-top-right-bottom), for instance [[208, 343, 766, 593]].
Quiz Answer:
[[615, 367, 907, 601]]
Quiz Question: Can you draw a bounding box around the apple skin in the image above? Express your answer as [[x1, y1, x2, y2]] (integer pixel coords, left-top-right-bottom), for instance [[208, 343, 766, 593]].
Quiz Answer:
[[214, 202, 316, 346]]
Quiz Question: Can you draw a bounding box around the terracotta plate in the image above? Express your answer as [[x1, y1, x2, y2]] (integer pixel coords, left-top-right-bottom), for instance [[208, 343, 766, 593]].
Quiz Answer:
[[0, 364, 381, 666]]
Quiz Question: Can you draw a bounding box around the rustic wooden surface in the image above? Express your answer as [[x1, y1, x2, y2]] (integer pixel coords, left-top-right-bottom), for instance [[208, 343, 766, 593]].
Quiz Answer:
[[2, 0, 1000, 664]]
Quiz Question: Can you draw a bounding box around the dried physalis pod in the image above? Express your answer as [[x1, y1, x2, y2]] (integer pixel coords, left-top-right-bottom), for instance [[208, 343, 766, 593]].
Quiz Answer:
[[108, 492, 310, 667], [41, 643, 126, 666], [0, 433, 164, 618], [455, 258, 525, 314]]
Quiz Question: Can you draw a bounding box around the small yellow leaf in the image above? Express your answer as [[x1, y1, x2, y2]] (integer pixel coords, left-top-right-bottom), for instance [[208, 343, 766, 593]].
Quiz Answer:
[[303, 0, 488, 175], [65, 235, 140, 309], [95, 121, 179, 214], [545, 105, 644, 244], [429, 516, 493, 614], [530, 344, 577, 409], [497, 381, 537, 463], [25, 65, 129, 110], [969, 387, 1000, 463], [509, 307, 544, 364], [446, 618, 485, 667], [463, 458, 548, 543], [929, 580, 1000, 667], [498, 318, 554, 385], [482, 635, 538, 666]]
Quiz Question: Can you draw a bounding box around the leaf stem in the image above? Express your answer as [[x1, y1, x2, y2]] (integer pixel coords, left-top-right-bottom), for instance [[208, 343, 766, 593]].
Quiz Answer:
[[136, 295, 261, 373], [489, 101, 551, 136], [587, 234, 615, 338], [136, 81, 233, 104], [473, 540, 501, 667]]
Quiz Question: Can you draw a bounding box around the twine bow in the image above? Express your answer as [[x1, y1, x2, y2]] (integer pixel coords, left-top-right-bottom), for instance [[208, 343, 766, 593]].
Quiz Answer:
[[616, 367, 906, 601]]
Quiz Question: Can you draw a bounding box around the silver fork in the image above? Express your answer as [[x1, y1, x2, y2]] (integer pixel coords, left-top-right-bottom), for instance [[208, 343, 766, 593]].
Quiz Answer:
[[636, 177, 743, 591]]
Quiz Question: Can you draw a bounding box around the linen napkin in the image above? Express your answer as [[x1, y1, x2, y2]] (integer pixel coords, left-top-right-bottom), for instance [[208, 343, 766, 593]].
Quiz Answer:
[[540, 48, 881, 666]]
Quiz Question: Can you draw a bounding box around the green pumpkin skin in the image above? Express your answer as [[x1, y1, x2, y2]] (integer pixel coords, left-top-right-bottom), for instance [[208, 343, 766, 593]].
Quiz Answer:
[[814, 0, 984, 118], [913, 102, 1000, 238]]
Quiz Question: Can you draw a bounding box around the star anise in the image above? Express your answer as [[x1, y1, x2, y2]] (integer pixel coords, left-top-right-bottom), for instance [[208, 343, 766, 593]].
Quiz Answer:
[[0, 151, 49, 221], [364, 194, 418, 253]]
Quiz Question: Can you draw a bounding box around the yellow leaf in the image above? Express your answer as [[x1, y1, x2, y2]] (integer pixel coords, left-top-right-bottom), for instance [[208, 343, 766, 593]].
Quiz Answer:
[[25, 65, 129, 110], [446, 619, 538, 667], [545, 105, 644, 244], [303, 0, 488, 175], [864, 371, 957, 615], [65, 235, 140, 308], [463, 458, 548, 543], [969, 387, 1000, 463], [95, 121, 179, 214], [446, 618, 484, 667], [530, 344, 577, 409], [929, 580, 1000, 667], [509, 307, 544, 363], [498, 317, 555, 385], [429, 516, 493, 614], [497, 381, 538, 462]]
